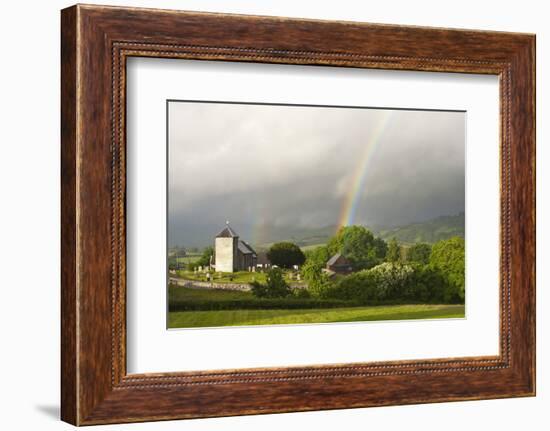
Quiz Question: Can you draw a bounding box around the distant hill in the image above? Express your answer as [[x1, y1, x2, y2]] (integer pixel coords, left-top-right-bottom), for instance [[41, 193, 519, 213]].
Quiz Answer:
[[172, 213, 465, 251], [255, 225, 335, 251], [374, 213, 465, 245], [257, 213, 464, 249]]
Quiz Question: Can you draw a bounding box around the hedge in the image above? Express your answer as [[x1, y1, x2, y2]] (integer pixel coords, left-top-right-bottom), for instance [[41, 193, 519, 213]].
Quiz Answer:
[[168, 297, 361, 312]]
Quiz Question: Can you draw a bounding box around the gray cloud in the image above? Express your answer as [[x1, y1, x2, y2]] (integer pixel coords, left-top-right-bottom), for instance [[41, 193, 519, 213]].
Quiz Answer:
[[168, 101, 464, 247]]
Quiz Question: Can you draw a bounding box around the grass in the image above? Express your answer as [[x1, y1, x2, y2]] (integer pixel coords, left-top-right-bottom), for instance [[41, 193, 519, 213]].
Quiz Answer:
[[169, 286, 254, 302], [299, 243, 328, 252], [168, 303, 465, 329], [174, 270, 306, 285], [173, 255, 201, 265]]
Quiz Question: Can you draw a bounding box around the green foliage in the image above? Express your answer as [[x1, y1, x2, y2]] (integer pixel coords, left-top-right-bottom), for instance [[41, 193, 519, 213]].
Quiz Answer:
[[304, 245, 330, 267], [300, 245, 332, 296], [407, 264, 448, 303], [188, 246, 214, 270], [322, 261, 456, 305], [323, 270, 380, 302], [327, 225, 387, 270], [373, 237, 389, 261], [429, 236, 465, 302], [368, 262, 414, 299], [169, 297, 355, 312], [386, 237, 401, 263], [406, 243, 432, 265], [292, 288, 312, 299], [267, 242, 306, 268], [299, 258, 331, 297], [186, 262, 198, 271], [250, 268, 292, 298]]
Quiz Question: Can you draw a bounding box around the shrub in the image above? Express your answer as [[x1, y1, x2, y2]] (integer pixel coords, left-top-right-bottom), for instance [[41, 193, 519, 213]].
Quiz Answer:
[[322, 270, 379, 303], [292, 288, 311, 299], [368, 262, 414, 299], [250, 268, 292, 298], [168, 297, 358, 312], [324, 263, 418, 303]]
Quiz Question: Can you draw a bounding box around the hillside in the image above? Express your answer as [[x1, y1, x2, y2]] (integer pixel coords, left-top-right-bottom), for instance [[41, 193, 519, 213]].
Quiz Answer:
[[255, 225, 335, 251], [374, 213, 465, 245], [171, 213, 465, 251], [258, 213, 465, 249]]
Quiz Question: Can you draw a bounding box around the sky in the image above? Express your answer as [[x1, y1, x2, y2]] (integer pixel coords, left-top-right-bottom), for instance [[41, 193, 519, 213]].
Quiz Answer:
[[168, 101, 465, 248]]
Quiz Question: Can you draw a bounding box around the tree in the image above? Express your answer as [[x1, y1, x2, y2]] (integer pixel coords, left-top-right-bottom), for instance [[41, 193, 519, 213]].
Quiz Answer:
[[373, 236, 389, 261], [386, 237, 401, 263], [300, 245, 331, 297], [188, 246, 213, 270], [407, 242, 432, 265], [301, 259, 332, 297], [327, 225, 386, 270], [408, 264, 447, 303], [250, 268, 292, 298], [304, 245, 330, 267], [267, 242, 306, 268], [429, 236, 465, 302]]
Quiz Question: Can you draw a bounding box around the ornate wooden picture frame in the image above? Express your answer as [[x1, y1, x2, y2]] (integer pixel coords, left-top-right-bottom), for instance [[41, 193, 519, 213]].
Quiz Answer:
[[61, 4, 535, 425]]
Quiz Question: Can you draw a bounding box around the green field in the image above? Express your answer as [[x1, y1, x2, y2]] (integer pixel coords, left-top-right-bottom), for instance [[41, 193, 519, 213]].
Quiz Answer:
[[299, 243, 328, 252], [170, 286, 255, 302], [172, 255, 201, 265], [168, 300, 465, 329]]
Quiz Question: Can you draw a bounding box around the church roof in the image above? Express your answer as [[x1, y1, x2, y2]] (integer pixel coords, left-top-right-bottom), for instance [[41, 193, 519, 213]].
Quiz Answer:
[[238, 240, 256, 256], [216, 224, 238, 238]]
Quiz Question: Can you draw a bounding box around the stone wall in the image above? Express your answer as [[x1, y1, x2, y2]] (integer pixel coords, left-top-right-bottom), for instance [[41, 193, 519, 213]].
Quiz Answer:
[[169, 278, 251, 291]]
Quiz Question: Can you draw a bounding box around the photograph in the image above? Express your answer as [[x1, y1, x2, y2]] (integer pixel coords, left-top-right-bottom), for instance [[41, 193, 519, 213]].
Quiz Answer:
[[51, 2, 536, 426], [167, 101, 466, 329]]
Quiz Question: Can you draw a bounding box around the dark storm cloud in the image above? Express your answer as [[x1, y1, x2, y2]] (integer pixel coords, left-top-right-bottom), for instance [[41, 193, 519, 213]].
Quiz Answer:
[[168, 102, 465, 247]]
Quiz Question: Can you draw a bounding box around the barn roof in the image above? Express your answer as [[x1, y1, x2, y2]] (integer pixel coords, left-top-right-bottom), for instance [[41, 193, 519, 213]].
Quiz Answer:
[[326, 252, 350, 266], [216, 224, 238, 238]]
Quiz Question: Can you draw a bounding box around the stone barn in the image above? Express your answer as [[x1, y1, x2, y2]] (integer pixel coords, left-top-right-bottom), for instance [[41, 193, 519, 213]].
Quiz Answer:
[[325, 253, 353, 275]]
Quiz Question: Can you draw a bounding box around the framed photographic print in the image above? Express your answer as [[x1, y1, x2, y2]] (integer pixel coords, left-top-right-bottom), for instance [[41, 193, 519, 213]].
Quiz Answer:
[[61, 4, 535, 425]]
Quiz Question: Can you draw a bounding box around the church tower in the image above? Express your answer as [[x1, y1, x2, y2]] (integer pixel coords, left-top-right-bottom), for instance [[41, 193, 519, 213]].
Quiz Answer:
[[214, 222, 238, 272]]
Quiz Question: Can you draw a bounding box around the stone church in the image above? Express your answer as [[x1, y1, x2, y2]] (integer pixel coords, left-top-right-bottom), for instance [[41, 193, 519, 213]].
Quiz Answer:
[[214, 223, 257, 272]]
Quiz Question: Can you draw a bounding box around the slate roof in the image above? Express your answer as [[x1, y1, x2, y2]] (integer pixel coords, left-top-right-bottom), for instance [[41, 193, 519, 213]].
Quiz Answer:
[[216, 224, 239, 238], [326, 253, 350, 267], [238, 240, 256, 256]]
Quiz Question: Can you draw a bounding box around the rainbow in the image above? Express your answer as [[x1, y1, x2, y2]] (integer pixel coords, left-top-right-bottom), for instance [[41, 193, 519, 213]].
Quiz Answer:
[[336, 110, 393, 231], [251, 204, 269, 247]]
